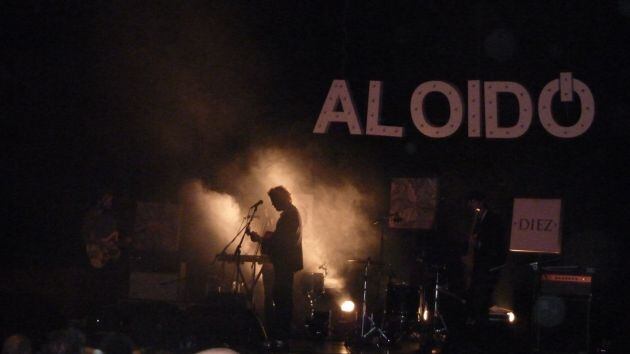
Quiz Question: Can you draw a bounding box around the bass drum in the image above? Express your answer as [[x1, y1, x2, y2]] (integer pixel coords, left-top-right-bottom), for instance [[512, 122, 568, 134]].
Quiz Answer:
[[384, 282, 424, 335]]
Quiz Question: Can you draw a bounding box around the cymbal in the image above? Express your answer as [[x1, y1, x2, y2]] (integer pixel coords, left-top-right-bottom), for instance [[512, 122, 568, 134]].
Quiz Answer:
[[346, 258, 383, 265]]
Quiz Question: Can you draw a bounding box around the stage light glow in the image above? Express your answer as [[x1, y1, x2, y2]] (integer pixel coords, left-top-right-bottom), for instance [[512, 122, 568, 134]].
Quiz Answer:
[[340, 300, 355, 313], [423, 308, 429, 321], [507, 311, 516, 323]]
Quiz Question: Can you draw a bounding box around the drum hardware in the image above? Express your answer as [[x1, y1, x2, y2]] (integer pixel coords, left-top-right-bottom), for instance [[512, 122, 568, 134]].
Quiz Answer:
[[424, 265, 466, 347], [430, 266, 448, 339], [304, 269, 330, 338], [345, 213, 413, 347], [345, 257, 391, 348]]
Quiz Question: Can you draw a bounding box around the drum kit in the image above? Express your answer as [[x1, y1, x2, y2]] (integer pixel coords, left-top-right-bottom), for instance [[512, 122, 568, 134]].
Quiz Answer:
[[341, 257, 466, 350]]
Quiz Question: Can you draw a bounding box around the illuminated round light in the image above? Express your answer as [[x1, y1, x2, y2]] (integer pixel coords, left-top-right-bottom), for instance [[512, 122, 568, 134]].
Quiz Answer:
[[423, 309, 429, 322], [507, 311, 516, 323], [340, 300, 355, 313]]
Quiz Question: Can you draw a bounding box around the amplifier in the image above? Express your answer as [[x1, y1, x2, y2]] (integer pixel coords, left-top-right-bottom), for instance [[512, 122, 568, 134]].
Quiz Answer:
[[540, 273, 592, 296], [536, 271, 593, 353]]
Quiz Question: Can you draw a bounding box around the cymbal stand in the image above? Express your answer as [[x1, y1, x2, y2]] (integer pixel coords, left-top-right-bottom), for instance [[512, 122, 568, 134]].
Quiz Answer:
[[358, 258, 390, 346], [427, 266, 465, 341], [430, 267, 448, 339]]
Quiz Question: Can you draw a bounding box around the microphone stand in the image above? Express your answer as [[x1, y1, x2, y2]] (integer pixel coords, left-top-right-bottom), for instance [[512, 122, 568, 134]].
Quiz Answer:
[[373, 213, 400, 264], [231, 204, 260, 298], [215, 216, 249, 264], [372, 213, 404, 328]]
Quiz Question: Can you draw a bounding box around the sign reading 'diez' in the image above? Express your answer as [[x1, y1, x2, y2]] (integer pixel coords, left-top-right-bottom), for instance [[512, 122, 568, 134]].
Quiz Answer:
[[510, 198, 562, 254], [313, 72, 594, 139]]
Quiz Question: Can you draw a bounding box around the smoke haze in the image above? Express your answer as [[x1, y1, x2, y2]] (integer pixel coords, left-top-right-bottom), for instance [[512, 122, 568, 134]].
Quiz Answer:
[[180, 147, 382, 290]]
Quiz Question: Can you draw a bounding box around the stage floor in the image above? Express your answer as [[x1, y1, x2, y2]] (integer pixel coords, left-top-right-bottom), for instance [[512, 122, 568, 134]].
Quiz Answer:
[[226, 325, 533, 354], [227, 334, 524, 354], [231, 339, 424, 354]]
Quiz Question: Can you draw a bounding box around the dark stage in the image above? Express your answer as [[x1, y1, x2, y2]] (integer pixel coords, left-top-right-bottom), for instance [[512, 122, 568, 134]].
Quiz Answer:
[[3, 1, 630, 354]]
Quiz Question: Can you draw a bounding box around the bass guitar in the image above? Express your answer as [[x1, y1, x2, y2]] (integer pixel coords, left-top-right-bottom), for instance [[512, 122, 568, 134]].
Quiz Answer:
[[461, 209, 481, 290]]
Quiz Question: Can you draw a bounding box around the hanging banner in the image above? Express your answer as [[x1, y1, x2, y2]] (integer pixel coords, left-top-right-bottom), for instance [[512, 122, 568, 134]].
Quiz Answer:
[[389, 178, 439, 230]]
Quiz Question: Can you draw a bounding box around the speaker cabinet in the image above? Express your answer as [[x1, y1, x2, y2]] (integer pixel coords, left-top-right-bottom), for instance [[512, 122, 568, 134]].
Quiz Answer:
[[533, 294, 591, 353]]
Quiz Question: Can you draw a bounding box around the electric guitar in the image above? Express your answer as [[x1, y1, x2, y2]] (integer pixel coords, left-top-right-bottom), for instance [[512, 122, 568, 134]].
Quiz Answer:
[[86, 230, 121, 269], [246, 227, 273, 256]]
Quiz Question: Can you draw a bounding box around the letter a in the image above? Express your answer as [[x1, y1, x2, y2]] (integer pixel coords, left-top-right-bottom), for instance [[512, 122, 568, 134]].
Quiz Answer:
[[313, 80, 364, 135]]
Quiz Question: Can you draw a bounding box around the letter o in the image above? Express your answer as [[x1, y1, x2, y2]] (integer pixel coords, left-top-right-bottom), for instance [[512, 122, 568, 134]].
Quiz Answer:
[[410, 81, 464, 138], [538, 78, 595, 138]]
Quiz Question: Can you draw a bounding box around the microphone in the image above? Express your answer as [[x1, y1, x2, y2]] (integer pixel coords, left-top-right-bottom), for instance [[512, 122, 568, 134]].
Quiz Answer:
[[250, 200, 263, 208]]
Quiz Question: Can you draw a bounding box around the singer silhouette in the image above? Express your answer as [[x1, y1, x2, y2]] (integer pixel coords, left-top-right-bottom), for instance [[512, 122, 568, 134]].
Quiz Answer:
[[248, 186, 303, 349]]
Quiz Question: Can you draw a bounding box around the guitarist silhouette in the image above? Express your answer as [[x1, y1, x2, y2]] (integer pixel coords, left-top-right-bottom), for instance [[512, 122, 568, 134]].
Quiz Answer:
[[81, 190, 129, 309]]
